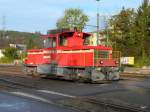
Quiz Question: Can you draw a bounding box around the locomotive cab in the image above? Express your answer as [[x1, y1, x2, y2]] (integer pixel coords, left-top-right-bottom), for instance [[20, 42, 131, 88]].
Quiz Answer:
[[58, 31, 91, 47], [43, 31, 91, 48]]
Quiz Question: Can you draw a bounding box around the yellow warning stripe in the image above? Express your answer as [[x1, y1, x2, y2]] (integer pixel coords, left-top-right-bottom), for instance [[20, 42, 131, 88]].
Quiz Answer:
[[28, 49, 94, 55]]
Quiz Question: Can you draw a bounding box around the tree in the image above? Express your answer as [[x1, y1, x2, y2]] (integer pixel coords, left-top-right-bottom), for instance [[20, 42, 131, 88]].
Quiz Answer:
[[109, 7, 136, 56], [56, 8, 89, 31], [109, 0, 150, 66], [26, 38, 35, 49], [134, 0, 150, 58], [2, 47, 18, 60]]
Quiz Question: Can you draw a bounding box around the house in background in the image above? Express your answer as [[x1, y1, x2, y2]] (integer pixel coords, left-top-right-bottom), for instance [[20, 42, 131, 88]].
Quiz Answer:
[[0, 49, 4, 58], [89, 31, 110, 46], [9, 44, 26, 51]]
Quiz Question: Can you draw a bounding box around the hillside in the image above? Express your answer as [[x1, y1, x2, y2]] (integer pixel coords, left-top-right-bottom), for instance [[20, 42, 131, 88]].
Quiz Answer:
[[0, 30, 43, 49]]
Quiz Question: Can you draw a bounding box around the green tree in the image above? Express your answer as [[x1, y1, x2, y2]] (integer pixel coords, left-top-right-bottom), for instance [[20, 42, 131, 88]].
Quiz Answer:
[[56, 8, 89, 31], [134, 0, 150, 58], [26, 38, 35, 49], [109, 8, 136, 56], [109, 0, 150, 66], [3, 47, 18, 60]]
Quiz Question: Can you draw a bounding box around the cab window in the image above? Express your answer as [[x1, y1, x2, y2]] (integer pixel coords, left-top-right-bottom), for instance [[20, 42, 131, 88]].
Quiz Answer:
[[59, 36, 67, 46], [44, 38, 56, 48]]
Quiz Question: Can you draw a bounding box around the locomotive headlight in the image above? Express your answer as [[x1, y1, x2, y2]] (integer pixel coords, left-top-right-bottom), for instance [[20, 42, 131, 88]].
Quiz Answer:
[[78, 33, 81, 37], [100, 60, 103, 64], [115, 61, 119, 64]]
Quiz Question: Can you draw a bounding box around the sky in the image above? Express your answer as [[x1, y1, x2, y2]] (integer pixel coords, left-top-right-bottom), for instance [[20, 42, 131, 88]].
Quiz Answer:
[[0, 0, 144, 34]]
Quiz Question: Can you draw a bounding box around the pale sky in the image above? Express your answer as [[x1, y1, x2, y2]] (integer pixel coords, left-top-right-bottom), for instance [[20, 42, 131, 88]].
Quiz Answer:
[[0, 0, 143, 33]]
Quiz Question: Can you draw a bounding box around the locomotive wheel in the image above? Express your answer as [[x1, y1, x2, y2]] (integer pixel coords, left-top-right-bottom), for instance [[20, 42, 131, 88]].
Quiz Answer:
[[22, 65, 28, 75], [23, 66, 39, 77], [108, 71, 120, 81], [69, 74, 78, 81], [77, 75, 89, 83], [91, 70, 105, 82], [77, 72, 91, 83]]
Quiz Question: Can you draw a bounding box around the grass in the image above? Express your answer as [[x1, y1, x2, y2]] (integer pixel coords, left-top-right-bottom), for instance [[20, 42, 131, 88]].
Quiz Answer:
[[0, 57, 13, 64]]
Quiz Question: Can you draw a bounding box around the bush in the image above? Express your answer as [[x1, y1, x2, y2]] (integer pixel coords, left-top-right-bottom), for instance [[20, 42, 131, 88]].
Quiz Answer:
[[2, 47, 18, 60], [19, 52, 27, 60], [0, 57, 13, 64], [135, 56, 150, 67]]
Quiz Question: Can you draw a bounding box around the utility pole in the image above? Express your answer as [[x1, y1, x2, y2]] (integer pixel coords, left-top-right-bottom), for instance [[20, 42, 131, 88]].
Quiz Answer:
[[2, 15, 6, 39], [97, 13, 99, 46], [96, 0, 100, 46], [104, 15, 109, 46]]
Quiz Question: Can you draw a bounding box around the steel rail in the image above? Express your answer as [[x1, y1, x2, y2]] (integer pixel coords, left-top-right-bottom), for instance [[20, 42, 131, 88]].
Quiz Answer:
[[0, 77, 38, 89], [85, 97, 147, 112]]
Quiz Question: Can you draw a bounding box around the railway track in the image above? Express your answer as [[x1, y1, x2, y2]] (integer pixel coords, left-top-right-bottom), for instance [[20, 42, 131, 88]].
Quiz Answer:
[[0, 77, 37, 89], [0, 65, 22, 71], [85, 97, 146, 112], [121, 73, 150, 78], [0, 65, 32, 78], [1, 65, 150, 79], [58, 97, 147, 112]]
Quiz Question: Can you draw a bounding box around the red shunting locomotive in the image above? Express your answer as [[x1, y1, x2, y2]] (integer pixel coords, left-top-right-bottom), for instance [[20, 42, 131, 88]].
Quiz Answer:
[[23, 29, 121, 82]]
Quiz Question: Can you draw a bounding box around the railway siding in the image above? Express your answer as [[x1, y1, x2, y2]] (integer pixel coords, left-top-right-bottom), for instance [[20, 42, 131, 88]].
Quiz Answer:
[[123, 67, 150, 74], [121, 67, 150, 78], [1, 65, 150, 79]]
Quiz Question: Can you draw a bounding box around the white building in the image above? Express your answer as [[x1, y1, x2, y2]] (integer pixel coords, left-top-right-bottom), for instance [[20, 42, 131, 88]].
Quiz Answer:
[[9, 44, 26, 51], [0, 49, 4, 58], [89, 32, 107, 46]]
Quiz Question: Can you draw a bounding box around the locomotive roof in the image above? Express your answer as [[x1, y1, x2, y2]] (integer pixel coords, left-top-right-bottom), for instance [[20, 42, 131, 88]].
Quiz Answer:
[[42, 31, 91, 38], [41, 34, 56, 38], [59, 31, 91, 38]]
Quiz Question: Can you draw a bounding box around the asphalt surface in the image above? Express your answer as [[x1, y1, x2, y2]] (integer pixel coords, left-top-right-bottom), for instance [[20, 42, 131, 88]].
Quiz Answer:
[[0, 74, 150, 112], [0, 92, 76, 112]]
